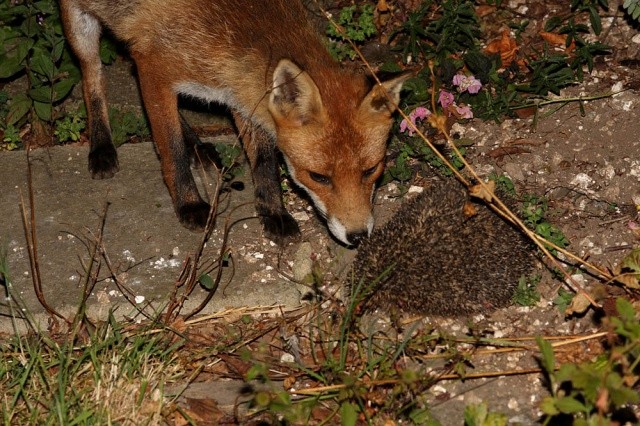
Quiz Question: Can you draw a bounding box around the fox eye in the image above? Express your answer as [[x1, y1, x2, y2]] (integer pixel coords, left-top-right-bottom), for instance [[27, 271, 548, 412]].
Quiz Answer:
[[309, 171, 331, 185], [362, 164, 379, 179]]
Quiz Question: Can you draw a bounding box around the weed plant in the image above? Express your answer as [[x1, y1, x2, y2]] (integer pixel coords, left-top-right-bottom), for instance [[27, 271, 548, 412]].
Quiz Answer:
[[538, 298, 640, 425], [0, 0, 79, 126]]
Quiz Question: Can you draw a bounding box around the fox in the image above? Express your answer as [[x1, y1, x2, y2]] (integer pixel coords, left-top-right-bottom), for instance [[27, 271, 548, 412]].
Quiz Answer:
[[59, 0, 406, 246]]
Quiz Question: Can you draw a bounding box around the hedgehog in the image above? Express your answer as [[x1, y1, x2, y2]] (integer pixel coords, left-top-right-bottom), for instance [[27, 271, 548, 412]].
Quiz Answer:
[[350, 179, 535, 317]]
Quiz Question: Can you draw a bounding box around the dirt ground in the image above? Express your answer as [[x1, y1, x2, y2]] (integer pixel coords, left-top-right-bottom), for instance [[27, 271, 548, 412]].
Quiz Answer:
[[1, 3, 639, 425]]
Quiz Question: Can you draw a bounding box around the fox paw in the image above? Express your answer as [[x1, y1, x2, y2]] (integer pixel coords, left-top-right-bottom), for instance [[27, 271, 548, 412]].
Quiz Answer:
[[89, 145, 119, 179], [178, 202, 211, 231], [262, 212, 300, 243]]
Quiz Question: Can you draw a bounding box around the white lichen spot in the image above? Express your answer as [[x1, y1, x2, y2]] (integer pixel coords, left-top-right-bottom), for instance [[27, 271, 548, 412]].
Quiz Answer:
[[508, 398, 520, 410], [570, 173, 594, 190], [568, 273, 587, 287], [123, 249, 135, 263], [151, 257, 181, 269], [280, 353, 295, 363], [134, 295, 145, 304], [611, 81, 624, 94], [172, 246, 180, 257], [408, 185, 424, 194]]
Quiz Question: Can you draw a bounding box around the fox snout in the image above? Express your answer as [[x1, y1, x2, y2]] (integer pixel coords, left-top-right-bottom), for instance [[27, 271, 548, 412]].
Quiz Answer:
[[282, 154, 381, 247], [327, 216, 373, 247]]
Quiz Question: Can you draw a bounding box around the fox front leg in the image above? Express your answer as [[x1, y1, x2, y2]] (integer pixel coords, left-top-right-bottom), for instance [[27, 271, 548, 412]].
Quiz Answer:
[[233, 112, 300, 241]]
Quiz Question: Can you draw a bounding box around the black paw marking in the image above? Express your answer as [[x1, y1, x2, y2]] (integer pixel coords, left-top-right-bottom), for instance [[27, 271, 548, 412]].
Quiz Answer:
[[89, 145, 119, 179], [178, 202, 211, 231], [262, 212, 300, 243]]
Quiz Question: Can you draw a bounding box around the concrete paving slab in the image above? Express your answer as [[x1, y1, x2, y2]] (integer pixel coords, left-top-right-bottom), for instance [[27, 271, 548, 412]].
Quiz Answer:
[[0, 140, 305, 333]]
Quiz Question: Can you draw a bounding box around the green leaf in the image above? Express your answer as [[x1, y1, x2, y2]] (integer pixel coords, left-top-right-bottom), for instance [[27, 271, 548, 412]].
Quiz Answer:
[[540, 396, 559, 415], [33, 100, 52, 121], [31, 51, 56, 80], [198, 273, 215, 290], [0, 55, 25, 79], [589, 6, 602, 35], [340, 401, 358, 426], [544, 16, 563, 31], [28, 86, 53, 103], [0, 38, 34, 78], [554, 396, 587, 414], [409, 407, 442, 425], [5, 94, 32, 125], [52, 78, 76, 102], [620, 247, 640, 274], [378, 61, 403, 73], [615, 297, 637, 322], [464, 403, 487, 426], [536, 336, 555, 374]]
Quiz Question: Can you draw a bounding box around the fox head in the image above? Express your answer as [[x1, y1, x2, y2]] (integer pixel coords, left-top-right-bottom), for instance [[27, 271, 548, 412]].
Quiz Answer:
[[268, 59, 406, 246]]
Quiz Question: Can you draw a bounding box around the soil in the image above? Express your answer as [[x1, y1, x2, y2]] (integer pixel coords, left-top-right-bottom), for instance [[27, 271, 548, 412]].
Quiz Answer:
[[1, 2, 639, 424]]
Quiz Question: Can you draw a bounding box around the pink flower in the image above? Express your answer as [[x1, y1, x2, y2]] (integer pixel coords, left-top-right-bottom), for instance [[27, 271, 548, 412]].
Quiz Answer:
[[455, 104, 473, 119], [438, 90, 454, 109], [452, 74, 482, 94], [412, 106, 430, 120], [400, 106, 432, 136]]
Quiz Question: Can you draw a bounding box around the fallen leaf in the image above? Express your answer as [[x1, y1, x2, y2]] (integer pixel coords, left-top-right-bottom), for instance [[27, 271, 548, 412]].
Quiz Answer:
[[485, 29, 518, 68], [469, 180, 496, 203], [185, 398, 225, 426], [475, 5, 495, 17], [565, 292, 592, 315], [218, 354, 252, 377], [283, 375, 296, 390], [539, 31, 575, 53], [613, 273, 640, 289], [514, 106, 537, 118], [487, 146, 531, 159]]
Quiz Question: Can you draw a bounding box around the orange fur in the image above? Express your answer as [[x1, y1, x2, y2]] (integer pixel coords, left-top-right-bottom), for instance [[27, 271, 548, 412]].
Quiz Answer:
[[60, 0, 406, 245]]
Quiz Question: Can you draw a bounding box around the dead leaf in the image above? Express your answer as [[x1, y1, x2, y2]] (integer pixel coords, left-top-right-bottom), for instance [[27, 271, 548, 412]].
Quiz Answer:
[[565, 292, 592, 316], [539, 31, 575, 53], [469, 180, 496, 203], [185, 398, 225, 426], [514, 106, 537, 118], [173, 409, 200, 426], [485, 29, 518, 68], [475, 5, 495, 17], [595, 389, 609, 414], [612, 248, 640, 289], [312, 406, 337, 422], [613, 273, 640, 289], [487, 146, 531, 159], [427, 113, 448, 133], [283, 375, 296, 390], [218, 354, 252, 377], [376, 0, 391, 30]]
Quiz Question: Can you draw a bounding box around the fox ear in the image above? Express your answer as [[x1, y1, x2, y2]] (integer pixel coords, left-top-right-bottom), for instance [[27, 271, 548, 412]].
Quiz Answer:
[[360, 74, 409, 118], [269, 59, 324, 127]]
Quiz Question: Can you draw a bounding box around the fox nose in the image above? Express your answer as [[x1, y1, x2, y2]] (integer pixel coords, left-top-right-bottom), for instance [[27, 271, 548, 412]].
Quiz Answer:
[[347, 231, 368, 247]]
